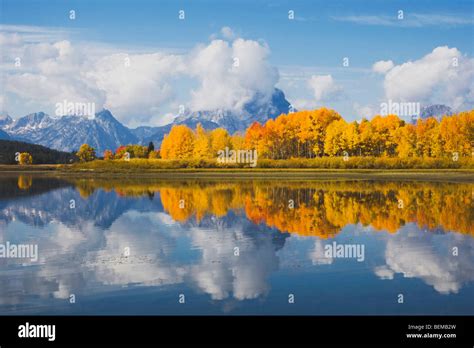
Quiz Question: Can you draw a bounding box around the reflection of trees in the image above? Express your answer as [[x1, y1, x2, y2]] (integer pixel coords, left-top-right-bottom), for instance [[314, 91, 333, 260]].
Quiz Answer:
[[64, 179, 474, 237], [0, 175, 72, 200], [75, 179, 97, 198], [245, 182, 474, 237], [161, 184, 247, 222], [17, 175, 33, 190]]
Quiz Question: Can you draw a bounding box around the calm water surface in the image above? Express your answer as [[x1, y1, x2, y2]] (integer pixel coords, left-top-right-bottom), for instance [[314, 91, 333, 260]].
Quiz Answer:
[[0, 175, 473, 315]]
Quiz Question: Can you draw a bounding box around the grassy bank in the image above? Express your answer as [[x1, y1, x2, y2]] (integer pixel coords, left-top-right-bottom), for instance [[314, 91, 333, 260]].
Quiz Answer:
[[67, 156, 474, 171], [0, 164, 61, 172], [0, 158, 473, 182]]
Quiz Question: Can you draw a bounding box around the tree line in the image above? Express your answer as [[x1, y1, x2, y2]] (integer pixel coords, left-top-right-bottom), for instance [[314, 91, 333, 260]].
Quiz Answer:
[[71, 108, 473, 163], [0, 139, 77, 164], [64, 179, 473, 237], [158, 108, 473, 160]]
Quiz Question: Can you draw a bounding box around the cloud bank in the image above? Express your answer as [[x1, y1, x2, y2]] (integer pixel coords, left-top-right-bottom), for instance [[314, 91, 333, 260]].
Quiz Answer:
[[377, 46, 474, 110], [1, 27, 278, 126]]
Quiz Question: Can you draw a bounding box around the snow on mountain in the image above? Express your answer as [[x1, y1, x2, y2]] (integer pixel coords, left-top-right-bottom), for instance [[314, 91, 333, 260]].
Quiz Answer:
[[0, 112, 13, 128], [1, 88, 292, 151], [141, 88, 291, 146], [174, 88, 291, 133], [6, 112, 57, 134], [129, 126, 161, 140], [1, 110, 137, 155], [420, 104, 453, 121]]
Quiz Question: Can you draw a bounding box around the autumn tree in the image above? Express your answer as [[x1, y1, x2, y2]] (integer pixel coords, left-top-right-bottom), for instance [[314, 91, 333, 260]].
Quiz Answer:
[[126, 145, 148, 158], [416, 118, 439, 157], [76, 144, 96, 162], [245, 122, 263, 152], [324, 119, 347, 156], [115, 145, 127, 159], [343, 121, 360, 155], [242, 108, 342, 159], [440, 111, 473, 157], [310, 108, 343, 157], [231, 133, 245, 151], [210, 128, 232, 156], [154, 108, 473, 162], [357, 119, 374, 156], [18, 152, 33, 165], [161, 125, 195, 159], [395, 124, 416, 158], [370, 114, 404, 156], [103, 150, 114, 160], [148, 150, 160, 159], [193, 123, 211, 159]]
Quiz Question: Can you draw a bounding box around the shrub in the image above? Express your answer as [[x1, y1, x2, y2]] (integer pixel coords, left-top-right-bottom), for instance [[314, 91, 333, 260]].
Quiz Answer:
[[76, 144, 96, 162], [18, 152, 33, 165]]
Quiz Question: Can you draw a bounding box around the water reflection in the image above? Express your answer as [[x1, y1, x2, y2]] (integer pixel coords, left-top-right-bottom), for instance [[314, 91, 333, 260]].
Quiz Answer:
[[375, 228, 474, 294], [0, 175, 473, 314]]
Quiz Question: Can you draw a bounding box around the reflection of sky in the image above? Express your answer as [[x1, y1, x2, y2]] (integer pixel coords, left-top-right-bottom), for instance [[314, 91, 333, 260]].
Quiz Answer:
[[0, 186, 473, 315], [375, 224, 474, 294]]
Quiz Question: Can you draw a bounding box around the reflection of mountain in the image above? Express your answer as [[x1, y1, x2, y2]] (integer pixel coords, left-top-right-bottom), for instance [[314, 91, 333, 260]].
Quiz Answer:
[[1, 178, 472, 236], [0, 175, 72, 200], [0, 176, 473, 313], [0, 196, 289, 311], [0, 178, 162, 229]]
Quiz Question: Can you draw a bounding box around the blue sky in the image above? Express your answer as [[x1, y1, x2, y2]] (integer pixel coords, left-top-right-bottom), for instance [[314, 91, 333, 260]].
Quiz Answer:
[[1, 0, 473, 126]]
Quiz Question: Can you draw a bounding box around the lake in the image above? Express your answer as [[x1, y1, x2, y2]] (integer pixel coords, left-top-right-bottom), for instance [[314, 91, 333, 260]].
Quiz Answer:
[[0, 174, 473, 315]]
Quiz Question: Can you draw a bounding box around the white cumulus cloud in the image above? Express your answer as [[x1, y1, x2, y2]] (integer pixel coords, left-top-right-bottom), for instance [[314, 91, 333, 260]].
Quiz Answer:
[[188, 38, 278, 112], [380, 46, 474, 110], [308, 74, 343, 102], [372, 60, 394, 74], [87, 52, 186, 123], [1, 27, 280, 126]]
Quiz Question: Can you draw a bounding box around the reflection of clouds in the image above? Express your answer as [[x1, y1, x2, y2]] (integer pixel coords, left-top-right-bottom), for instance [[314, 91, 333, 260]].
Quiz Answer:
[[46, 222, 88, 251], [189, 224, 279, 300], [375, 227, 474, 294], [87, 214, 186, 287], [38, 266, 88, 300], [374, 266, 394, 280], [0, 210, 284, 309], [3, 181, 474, 313], [309, 240, 333, 265], [0, 220, 99, 307]]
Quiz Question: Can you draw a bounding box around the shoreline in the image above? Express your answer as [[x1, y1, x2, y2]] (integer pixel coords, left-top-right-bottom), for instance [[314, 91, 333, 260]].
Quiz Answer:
[[0, 165, 473, 182]]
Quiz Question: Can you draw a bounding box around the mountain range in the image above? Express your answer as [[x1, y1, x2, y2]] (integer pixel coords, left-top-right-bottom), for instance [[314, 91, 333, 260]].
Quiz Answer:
[[0, 88, 291, 154], [0, 90, 455, 155]]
